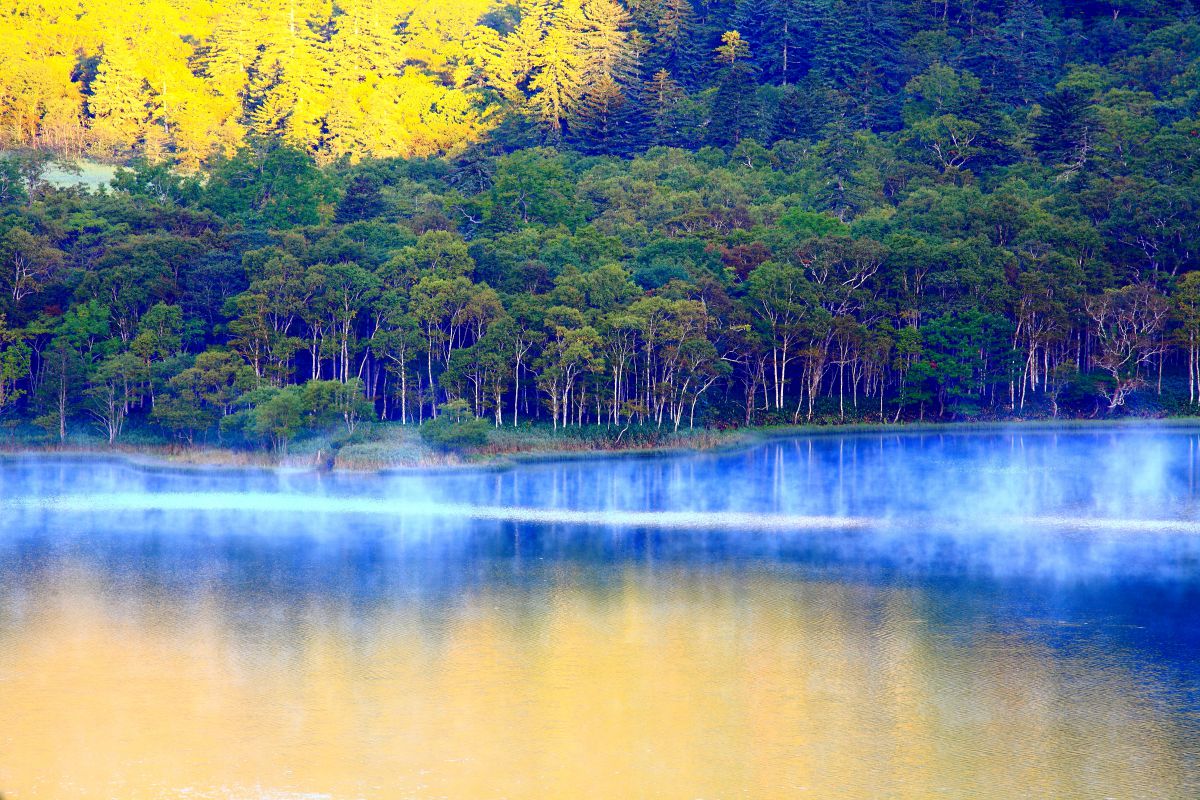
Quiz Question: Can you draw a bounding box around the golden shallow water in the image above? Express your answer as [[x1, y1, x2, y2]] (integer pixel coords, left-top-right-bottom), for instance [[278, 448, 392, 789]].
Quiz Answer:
[[0, 562, 1193, 800]]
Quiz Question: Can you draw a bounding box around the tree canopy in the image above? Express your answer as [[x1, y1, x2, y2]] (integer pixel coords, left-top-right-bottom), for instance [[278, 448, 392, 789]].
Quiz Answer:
[[2, 2, 1200, 449]]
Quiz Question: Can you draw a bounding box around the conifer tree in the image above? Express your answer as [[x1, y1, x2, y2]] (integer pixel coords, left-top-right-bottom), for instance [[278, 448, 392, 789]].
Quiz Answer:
[[529, 23, 583, 136], [714, 31, 751, 67], [245, 1, 334, 152], [336, 174, 387, 222], [732, 0, 787, 82], [645, 69, 686, 147], [579, 0, 637, 86], [571, 77, 635, 154], [87, 40, 151, 154], [809, 0, 869, 90], [650, 0, 704, 88], [988, 0, 1060, 104], [709, 34, 761, 147], [1030, 87, 1097, 170]]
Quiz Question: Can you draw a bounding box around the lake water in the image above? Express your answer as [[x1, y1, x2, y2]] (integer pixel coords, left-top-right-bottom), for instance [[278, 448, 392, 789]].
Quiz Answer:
[[1, 429, 1199, 799]]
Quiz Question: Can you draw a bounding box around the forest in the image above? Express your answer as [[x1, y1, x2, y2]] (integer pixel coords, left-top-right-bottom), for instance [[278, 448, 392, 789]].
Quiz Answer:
[[2, 0, 1200, 452]]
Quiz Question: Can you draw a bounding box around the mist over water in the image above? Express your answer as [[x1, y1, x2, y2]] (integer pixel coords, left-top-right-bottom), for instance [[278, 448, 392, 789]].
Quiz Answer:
[[2, 429, 1199, 798], [8, 427, 1200, 578]]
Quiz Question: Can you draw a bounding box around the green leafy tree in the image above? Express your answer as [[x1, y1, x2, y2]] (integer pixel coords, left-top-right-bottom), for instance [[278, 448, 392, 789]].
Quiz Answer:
[[535, 306, 604, 429], [1086, 284, 1169, 409], [202, 145, 336, 228], [1175, 272, 1200, 406], [419, 398, 491, 451], [0, 155, 29, 206], [322, 261, 378, 384], [35, 301, 111, 442], [305, 378, 373, 435], [746, 260, 813, 410], [488, 148, 584, 228], [909, 311, 1016, 418], [3, 228, 65, 306], [0, 316, 30, 420], [154, 363, 217, 444], [154, 349, 253, 443], [228, 385, 307, 454], [88, 350, 145, 444]]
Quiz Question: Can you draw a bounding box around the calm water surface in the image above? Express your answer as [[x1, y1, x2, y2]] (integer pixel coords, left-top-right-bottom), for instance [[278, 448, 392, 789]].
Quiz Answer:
[[1, 429, 1199, 799]]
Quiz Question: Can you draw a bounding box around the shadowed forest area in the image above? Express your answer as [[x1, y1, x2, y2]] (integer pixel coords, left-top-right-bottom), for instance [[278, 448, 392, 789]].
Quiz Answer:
[[2, 1, 1200, 456]]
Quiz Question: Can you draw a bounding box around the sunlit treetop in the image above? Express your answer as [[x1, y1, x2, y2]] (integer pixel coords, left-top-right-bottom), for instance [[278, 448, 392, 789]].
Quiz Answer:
[[2, 0, 1198, 171], [1, 0, 648, 168]]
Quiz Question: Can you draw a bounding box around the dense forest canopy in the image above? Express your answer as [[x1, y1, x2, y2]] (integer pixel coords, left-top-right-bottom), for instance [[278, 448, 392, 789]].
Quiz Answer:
[[5, 0, 1199, 164], [1, 1, 1200, 449]]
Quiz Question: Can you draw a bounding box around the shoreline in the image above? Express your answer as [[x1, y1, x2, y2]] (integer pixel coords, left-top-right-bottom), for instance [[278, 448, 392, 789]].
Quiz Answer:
[[3, 417, 1200, 476]]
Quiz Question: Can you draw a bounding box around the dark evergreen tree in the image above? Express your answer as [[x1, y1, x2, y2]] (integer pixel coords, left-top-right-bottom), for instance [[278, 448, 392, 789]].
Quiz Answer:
[[990, 0, 1060, 104], [773, 77, 845, 141], [709, 62, 764, 147], [570, 77, 645, 155], [859, 0, 911, 94], [335, 174, 387, 223], [1030, 88, 1098, 169], [810, 0, 870, 90], [732, 0, 786, 83], [812, 118, 864, 220], [647, 0, 710, 89], [645, 69, 689, 147]]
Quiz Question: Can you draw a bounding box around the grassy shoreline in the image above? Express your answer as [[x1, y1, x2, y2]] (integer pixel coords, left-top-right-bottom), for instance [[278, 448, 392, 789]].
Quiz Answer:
[[3, 415, 1200, 475]]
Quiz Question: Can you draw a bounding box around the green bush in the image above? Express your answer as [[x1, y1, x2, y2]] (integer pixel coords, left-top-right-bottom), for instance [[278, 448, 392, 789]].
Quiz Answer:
[[419, 400, 490, 452]]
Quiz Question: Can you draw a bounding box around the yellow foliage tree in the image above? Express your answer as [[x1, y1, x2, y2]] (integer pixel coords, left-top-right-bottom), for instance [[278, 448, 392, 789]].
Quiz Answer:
[[88, 39, 152, 155], [0, 0, 519, 164]]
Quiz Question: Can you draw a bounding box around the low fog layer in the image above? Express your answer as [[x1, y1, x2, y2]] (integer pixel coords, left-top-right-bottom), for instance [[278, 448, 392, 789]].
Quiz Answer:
[[3, 429, 1200, 580]]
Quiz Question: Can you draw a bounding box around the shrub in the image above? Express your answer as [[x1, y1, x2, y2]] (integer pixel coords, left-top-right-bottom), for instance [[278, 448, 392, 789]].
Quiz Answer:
[[419, 399, 490, 452]]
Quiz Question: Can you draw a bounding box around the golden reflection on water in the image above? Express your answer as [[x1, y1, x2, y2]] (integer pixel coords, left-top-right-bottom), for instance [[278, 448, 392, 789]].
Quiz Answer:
[[0, 564, 1192, 799]]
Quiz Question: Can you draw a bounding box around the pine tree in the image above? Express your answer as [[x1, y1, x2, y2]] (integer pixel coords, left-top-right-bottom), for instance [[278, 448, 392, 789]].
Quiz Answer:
[[859, 0, 909, 94], [645, 68, 686, 146], [579, 0, 637, 86], [328, 0, 406, 77], [194, 8, 261, 105], [990, 0, 1060, 104], [244, 0, 335, 152], [87, 40, 151, 154], [504, 0, 557, 94], [709, 37, 762, 148], [773, 75, 844, 140], [529, 24, 583, 136], [1030, 87, 1096, 170], [714, 31, 752, 67], [813, 117, 863, 220], [810, 0, 869, 90], [650, 0, 705, 88], [462, 24, 512, 99], [571, 76, 635, 154], [247, 59, 293, 139], [732, 0, 785, 82], [780, 0, 833, 83]]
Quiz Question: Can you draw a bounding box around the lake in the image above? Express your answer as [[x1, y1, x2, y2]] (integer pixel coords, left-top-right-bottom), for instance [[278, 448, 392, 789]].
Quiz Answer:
[[1, 429, 1199, 798]]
